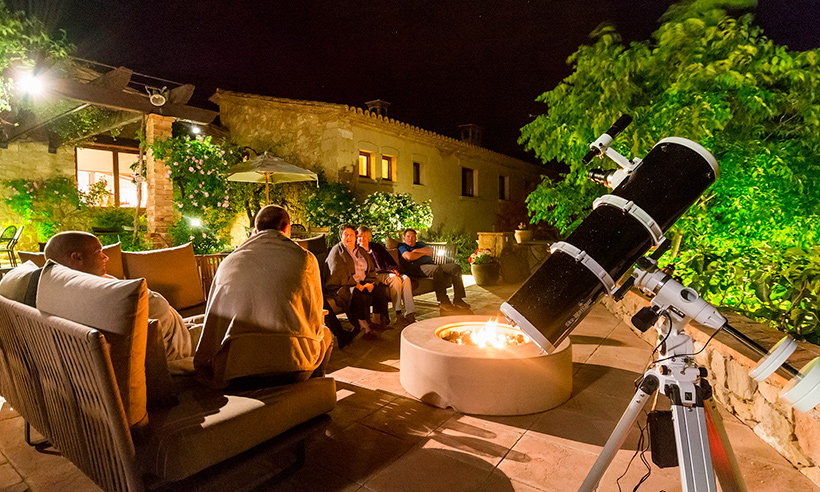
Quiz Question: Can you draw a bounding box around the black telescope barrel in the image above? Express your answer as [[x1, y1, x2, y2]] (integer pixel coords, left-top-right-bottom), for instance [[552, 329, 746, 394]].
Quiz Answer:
[[504, 138, 719, 351]]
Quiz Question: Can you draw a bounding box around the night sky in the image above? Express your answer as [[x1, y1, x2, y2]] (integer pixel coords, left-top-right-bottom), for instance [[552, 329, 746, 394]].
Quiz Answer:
[[10, 0, 820, 160]]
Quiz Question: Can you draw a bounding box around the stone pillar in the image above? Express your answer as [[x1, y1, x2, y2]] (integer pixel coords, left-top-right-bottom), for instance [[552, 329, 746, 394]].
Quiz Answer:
[[145, 114, 175, 248]]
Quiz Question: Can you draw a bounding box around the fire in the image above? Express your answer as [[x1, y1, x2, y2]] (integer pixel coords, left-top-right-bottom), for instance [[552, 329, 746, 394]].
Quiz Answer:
[[440, 319, 530, 348]]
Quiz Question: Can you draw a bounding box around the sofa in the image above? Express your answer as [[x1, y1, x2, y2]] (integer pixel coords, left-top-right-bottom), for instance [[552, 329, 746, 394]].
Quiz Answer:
[[0, 260, 337, 491], [19, 242, 221, 317]]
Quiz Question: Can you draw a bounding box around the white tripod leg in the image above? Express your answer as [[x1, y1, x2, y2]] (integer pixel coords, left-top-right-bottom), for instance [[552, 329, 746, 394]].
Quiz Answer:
[[671, 402, 717, 492], [578, 374, 660, 492]]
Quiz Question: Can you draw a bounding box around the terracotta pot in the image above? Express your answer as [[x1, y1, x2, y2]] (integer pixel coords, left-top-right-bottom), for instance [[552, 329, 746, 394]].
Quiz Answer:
[[471, 262, 500, 286], [514, 230, 533, 244]]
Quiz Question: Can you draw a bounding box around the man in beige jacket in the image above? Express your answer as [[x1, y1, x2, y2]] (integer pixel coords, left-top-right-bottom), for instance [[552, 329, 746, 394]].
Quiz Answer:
[[194, 205, 332, 389]]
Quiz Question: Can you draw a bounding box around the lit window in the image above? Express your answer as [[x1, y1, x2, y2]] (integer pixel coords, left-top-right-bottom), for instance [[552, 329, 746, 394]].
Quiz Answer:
[[381, 155, 395, 181], [413, 162, 421, 185], [499, 175, 509, 200], [461, 167, 475, 197], [77, 147, 146, 207], [358, 151, 373, 178]]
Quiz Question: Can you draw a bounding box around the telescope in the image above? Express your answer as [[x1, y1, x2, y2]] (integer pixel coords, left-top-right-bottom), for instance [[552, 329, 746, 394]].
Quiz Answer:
[[501, 117, 719, 352]]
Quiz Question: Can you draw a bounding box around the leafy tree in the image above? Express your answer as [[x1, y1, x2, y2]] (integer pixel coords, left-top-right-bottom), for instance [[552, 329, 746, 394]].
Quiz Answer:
[[0, 1, 70, 112], [520, 0, 820, 338]]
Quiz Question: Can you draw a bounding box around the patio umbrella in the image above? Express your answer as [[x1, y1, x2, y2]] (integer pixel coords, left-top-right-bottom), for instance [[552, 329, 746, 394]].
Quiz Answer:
[[227, 152, 319, 204]]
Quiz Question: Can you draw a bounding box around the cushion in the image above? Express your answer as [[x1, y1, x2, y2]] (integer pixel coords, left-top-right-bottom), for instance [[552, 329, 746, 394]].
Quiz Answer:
[[17, 251, 45, 267], [138, 376, 336, 481], [145, 319, 177, 408], [122, 243, 205, 311], [36, 261, 150, 429], [384, 236, 400, 249], [103, 242, 125, 279], [0, 261, 40, 306]]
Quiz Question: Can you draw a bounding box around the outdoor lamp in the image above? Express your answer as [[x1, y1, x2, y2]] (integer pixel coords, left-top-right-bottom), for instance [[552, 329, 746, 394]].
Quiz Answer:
[[16, 71, 45, 96], [188, 217, 203, 228]]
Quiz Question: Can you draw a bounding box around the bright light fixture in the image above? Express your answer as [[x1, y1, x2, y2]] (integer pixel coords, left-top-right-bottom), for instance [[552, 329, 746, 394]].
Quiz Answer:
[[189, 218, 202, 228], [17, 72, 44, 95], [191, 126, 201, 134]]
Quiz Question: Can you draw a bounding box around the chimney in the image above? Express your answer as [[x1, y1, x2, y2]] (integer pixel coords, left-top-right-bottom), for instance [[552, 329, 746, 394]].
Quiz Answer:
[[365, 99, 390, 117], [458, 124, 483, 146]]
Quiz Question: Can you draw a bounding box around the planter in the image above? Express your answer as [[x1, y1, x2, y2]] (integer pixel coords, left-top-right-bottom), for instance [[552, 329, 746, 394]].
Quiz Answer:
[[471, 262, 500, 286], [514, 230, 533, 244]]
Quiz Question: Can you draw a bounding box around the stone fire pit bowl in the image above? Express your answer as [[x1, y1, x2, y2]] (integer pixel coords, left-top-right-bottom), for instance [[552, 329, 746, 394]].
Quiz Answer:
[[400, 315, 572, 416]]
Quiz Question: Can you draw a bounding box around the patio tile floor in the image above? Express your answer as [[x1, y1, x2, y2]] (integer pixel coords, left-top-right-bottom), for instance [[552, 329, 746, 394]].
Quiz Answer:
[[0, 277, 817, 491]]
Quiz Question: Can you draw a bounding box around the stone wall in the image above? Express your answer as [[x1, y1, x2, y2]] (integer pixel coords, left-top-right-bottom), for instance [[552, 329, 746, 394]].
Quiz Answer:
[[601, 292, 820, 486], [145, 114, 175, 248], [0, 141, 75, 252]]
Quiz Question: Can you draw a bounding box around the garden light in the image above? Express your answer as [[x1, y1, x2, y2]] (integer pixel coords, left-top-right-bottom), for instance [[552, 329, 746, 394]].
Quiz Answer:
[[188, 217, 203, 228], [16, 71, 45, 96]]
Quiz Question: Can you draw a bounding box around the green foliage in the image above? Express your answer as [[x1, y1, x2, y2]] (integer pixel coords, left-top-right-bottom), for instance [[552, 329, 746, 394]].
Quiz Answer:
[[521, 0, 820, 338], [303, 178, 356, 230], [469, 248, 495, 265], [352, 192, 434, 242], [90, 207, 150, 251], [151, 135, 234, 253], [2, 176, 91, 241]]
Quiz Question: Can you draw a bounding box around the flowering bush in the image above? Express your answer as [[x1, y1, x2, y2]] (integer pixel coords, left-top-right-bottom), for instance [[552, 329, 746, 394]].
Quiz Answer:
[[151, 135, 237, 253], [469, 248, 495, 265]]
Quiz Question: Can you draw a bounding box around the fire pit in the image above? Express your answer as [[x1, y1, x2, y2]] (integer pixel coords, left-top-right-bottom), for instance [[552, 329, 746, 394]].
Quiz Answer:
[[400, 315, 572, 415]]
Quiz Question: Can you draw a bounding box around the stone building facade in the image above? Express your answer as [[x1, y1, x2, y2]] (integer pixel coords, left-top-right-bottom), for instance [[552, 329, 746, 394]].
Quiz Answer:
[[212, 90, 544, 237]]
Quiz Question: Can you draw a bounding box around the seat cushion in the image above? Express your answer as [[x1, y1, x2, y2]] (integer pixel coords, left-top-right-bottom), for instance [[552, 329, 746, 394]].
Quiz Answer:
[[122, 243, 205, 311], [138, 376, 336, 482], [36, 261, 150, 428], [102, 242, 125, 279]]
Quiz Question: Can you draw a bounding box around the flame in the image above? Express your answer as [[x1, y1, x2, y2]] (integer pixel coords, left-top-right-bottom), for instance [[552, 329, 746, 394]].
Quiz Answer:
[[469, 319, 530, 348]]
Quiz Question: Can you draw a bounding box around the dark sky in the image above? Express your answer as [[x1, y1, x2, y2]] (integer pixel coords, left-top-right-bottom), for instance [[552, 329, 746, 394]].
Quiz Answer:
[[11, 0, 820, 160]]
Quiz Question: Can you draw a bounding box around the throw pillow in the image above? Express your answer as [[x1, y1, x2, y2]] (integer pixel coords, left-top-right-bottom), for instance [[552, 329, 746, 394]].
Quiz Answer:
[[385, 237, 399, 250], [0, 261, 41, 306], [36, 261, 149, 429], [122, 242, 205, 311]]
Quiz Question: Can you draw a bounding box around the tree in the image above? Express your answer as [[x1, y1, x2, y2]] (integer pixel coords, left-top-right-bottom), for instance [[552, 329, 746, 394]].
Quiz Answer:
[[520, 0, 820, 337], [0, 1, 70, 111]]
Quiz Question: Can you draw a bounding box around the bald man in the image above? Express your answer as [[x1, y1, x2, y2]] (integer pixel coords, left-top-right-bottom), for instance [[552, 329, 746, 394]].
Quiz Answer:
[[44, 232, 193, 363]]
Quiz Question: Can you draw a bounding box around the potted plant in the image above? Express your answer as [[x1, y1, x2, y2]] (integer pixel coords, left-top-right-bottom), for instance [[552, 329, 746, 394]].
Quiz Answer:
[[515, 222, 533, 244], [469, 248, 500, 285]]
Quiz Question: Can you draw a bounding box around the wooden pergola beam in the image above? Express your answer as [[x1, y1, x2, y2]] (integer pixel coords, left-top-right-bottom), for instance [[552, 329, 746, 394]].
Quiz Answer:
[[49, 78, 218, 124]]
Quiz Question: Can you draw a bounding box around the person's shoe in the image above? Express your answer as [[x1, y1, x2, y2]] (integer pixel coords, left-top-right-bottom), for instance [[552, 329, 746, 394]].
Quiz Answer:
[[396, 312, 408, 326], [405, 313, 417, 324], [371, 322, 387, 331], [440, 300, 459, 316], [362, 331, 379, 341], [454, 299, 471, 310]]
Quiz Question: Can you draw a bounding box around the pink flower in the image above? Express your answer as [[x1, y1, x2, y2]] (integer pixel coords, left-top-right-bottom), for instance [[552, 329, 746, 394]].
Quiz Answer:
[[188, 166, 194, 172], [189, 194, 194, 199], [204, 192, 209, 197], [54, 190, 59, 194], [201, 233, 207, 239], [33, 182, 39, 189]]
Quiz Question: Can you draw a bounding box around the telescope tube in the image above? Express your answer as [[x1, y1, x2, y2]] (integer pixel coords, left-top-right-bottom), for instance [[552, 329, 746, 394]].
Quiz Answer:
[[502, 137, 719, 352]]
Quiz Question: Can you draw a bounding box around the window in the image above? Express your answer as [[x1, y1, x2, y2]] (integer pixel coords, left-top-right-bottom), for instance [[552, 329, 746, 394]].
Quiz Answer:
[[499, 175, 509, 200], [76, 147, 146, 207], [461, 167, 475, 197], [413, 161, 421, 184], [381, 155, 396, 181], [358, 151, 373, 178]]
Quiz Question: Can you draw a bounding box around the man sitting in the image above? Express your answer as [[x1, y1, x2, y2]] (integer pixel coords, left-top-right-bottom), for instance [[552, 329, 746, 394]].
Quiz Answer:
[[194, 205, 333, 389], [398, 228, 470, 314], [43, 231, 194, 363]]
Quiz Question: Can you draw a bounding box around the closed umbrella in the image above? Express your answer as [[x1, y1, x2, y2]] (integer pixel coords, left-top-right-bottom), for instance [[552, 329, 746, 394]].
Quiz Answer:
[[227, 152, 318, 204]]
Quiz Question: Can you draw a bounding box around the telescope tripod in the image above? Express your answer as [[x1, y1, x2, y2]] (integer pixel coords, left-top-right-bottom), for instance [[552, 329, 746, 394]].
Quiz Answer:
[[578, 310, 746, 492]]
